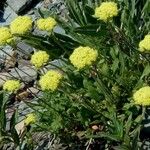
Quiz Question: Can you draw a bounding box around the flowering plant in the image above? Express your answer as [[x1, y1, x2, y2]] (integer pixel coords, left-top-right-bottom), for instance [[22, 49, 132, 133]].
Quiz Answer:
[[0, 0, 150, 149]]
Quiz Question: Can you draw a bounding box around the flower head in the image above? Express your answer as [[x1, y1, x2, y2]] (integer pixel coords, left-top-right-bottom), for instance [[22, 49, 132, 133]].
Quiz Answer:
[[3, 80, 21, 93], [0, 27, 13, 46], [94, 2, 118, 22], [133, 86, 150, 106], [69, 46, 98, 70], [24, 113, 36, 126], [39, 70, 62, 91], [31, 51, 49, 69], [37, 17, 57, 31], [10, 16, 32, 34], [139, 35, 150, 52]]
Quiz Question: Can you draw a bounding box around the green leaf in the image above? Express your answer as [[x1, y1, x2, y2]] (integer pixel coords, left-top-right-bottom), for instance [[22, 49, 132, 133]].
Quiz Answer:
[[87, 132, 120, 142], [83, 79, 100, 101], [10, 110, 20, 146], [74, 24, 107, 36], [0, 92, 3, 113], [125, 114, 132, 135], [113, 145, 130, 150], [131, 126, 141, 150], [0, 92, 8, 134], [119, 52, 126, 75], [131, 0, 136, 18], [135, 64, 150, 88], [134, 115, 143, 123], [140, 64, 150, 79], [84, 6, 98, 24], [65, 0, 87, 26], [111, 59, 119, 73]]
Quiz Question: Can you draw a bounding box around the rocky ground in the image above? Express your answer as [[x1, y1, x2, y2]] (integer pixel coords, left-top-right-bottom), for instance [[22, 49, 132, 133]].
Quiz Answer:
[[0, 0, 65, 111], [0, 0, 67, 149]]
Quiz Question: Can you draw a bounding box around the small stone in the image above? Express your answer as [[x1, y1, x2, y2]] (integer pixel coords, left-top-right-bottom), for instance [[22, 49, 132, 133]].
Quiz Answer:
[[7, 0, 33, 14], [15, 120, 25, 135], [92, 125, 99, 130], [15, 91, 29, 101], [27, 87, 39, 95], [44, 0, 52, 8], [5, 50, 17, 69]]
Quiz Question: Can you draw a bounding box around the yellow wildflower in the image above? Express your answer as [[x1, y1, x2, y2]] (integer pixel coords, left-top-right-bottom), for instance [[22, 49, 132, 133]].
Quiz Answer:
[[10, 16, 32, 34], [94, 2, 118, 22], [69, 46, 98, 70], [24, 113, 36, 126], [39, 70, 62, 91], [133, 86, 150, 106], [0, 27, 13, 46], [31, 50, 49, 69], [3, 80, 21, 93], [37, 17, 57, 31], [139, 35, 150, 52]]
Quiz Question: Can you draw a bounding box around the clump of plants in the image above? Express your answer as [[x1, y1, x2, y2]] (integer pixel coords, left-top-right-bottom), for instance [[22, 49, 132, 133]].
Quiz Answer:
[[0, 0, 150, 149]]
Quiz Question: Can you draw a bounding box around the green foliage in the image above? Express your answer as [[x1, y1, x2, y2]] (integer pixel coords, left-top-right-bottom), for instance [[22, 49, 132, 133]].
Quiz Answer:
[[20, 0, 150, 148], [1, 0, 150, 149], [0, 92, 35, 149]]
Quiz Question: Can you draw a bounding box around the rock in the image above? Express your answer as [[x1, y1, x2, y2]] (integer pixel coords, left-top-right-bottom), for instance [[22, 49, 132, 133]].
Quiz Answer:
[[0, 6, 17, 26], [5, 50, 17, 69], [15, 120, 25, 135], [0, 72, 8, 87], [46, 59, 64, 69], [17, 42, 33, 59], [27, 87, 39, 95], [15, 91, 30, 101], [10, 66, 37, 82], [44, 0, 52, 8], [18, 59, 31, 67], [54, 26, 65, 35], [7, 0, 33, 14], [0, 46, 13, 58], [0, 66, 37, 87], [18, 101, 33, 120]]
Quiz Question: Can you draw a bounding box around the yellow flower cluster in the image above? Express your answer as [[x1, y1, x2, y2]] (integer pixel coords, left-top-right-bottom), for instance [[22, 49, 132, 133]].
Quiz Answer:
[[133, 86, 150, 106], [31, 51, 49, 69], [139, 34, 150, 52], [3, 80, 21, 93], [24, 113, 36, 126], [10, 16, 32, 34], [37, 17, 57, 31], [94, 2, 118, 22], [69, 46, 98, 70], [39, 70, 62, 91], [0, 27, 13, 46]]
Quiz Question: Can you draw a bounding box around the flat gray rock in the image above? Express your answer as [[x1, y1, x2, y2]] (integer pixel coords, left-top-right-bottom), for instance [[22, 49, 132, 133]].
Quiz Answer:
[[17, 41, 34, 59], [0, 45, 13, 58], [0, 6, 18, 26], [0, 66, 37, 87], [10, 66, 37, 82], [7, 0, 33, 14]]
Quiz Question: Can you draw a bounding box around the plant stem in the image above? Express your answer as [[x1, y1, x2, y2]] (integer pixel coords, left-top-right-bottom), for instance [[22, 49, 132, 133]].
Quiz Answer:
[[92, 65, 114, 104]]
